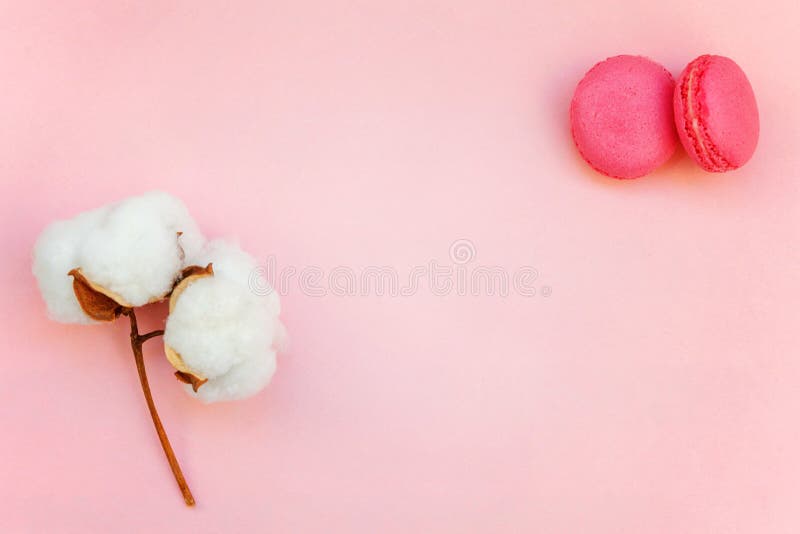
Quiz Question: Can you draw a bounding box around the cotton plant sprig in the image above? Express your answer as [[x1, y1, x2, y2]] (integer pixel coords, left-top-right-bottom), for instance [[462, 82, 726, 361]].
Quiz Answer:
[[32, 191, 284, 506]]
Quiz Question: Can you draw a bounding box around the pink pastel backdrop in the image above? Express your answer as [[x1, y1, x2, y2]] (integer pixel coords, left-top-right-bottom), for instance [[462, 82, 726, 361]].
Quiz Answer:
[[1, 1, 799, 532]]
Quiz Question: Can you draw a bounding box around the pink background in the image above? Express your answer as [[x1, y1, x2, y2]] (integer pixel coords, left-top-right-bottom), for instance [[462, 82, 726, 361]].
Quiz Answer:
[[1, 1, 799, 532]]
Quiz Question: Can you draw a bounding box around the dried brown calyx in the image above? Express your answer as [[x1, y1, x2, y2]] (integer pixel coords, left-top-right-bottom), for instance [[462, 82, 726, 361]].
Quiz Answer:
[[164, 263, 214, 391], [176, 231, 185, 262], [68, 266, 179, 322], [170, 263, 215, 308], [68, 268, 132, 321], [174, 370, 209, 392]]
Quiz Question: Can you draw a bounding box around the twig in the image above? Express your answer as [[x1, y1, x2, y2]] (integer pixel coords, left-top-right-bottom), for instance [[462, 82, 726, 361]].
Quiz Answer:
[[139, 329, 165, 343]]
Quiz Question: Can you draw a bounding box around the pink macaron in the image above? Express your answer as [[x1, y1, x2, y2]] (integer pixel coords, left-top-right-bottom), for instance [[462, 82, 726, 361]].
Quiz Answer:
[[570, 55, 678, 179], [674, 55, 759, 172]]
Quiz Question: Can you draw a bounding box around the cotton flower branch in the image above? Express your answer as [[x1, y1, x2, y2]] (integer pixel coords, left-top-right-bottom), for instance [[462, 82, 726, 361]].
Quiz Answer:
[[123, 308, 195, 506], [32, 192, 285, 506]]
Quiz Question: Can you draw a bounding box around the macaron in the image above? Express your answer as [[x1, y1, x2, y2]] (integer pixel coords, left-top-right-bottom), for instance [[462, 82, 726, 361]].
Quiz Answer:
[[570, 55, 678, 179], [674, 55, 759, 172]]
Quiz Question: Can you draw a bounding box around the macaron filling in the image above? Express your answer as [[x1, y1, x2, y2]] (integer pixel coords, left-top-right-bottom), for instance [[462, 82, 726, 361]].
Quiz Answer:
[[678, 56, 733, 172]]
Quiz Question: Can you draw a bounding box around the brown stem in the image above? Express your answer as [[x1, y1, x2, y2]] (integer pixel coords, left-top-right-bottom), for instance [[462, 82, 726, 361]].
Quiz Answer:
[[123, 309, 195, 506]]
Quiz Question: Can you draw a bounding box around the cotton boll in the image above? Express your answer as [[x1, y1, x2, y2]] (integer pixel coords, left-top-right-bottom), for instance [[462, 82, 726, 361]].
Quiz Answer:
[[77, 192, 205, 306], [32, 206, 110, 323], [164, 239, 283, 402], [32, 191, 205, 323], [164, 276, 274, 379]]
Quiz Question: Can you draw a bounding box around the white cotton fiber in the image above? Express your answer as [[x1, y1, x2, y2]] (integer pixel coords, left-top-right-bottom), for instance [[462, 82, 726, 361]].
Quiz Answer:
[[187, 239, 281, 317], [32, 206, 111, 323], [164, 239, 283, 403], [33, 191, 205, 322]]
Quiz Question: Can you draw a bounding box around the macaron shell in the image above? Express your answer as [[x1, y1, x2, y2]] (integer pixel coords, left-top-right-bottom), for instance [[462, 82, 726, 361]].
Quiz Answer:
[[674, 55, 759, 172], [570, 55, 678, 179]]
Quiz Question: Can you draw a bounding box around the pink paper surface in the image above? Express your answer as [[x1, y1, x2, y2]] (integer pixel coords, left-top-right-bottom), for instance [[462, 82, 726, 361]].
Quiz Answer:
[[1, 1, 799, 532]]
